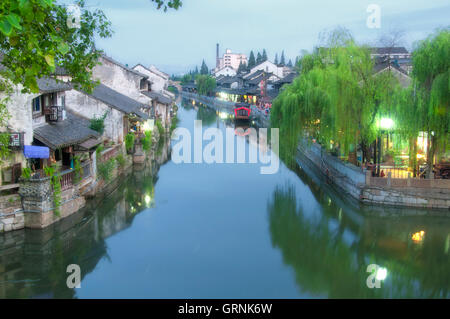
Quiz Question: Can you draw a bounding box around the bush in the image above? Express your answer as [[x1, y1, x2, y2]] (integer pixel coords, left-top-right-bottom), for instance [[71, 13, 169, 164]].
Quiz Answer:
[[21, 167, 31, 179], [125, 133, 135, 152], [116, 153, 126, 168], [156, 120, 164, 136], [141, 131, 152, 152], [97, 158, 116, 182], [89, 112, 107, 134]]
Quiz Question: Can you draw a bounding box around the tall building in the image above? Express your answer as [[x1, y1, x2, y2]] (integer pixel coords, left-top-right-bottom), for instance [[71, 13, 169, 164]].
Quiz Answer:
[[215, 46, 247, 72]]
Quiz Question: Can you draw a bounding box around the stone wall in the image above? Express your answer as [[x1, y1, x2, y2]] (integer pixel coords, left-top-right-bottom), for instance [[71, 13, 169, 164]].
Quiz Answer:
[[0, 194, 24, 233]]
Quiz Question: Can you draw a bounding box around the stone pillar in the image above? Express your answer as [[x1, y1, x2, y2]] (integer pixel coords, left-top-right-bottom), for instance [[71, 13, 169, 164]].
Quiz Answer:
[[387, 172, 392, 188], [18, 176, 53, 228], [365, 170, 371, 186]]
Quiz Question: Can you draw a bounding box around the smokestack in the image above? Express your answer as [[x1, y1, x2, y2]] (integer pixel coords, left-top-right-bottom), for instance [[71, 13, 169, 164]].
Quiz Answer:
[[216, 43, 219, 69]]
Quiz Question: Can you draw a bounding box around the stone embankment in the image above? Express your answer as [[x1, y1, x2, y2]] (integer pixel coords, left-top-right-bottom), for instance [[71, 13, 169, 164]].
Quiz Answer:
[[297, 138, 450, 210]]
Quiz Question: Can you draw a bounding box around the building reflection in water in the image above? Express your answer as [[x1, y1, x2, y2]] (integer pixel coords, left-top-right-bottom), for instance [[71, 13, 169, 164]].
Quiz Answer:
[[0, 140, 171, 299]]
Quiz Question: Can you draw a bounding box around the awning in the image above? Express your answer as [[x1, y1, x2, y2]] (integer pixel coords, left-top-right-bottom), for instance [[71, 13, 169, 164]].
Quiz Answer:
[[24, 145, 50, 159], [78, 138, 102, 150]]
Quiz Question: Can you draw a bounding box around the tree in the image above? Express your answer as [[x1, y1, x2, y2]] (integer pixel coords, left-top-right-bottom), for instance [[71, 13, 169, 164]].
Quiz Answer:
[[248, 50, 256, 70], [200, 60, 208, 75], [0, 0, 112, 163], [271, 28, 402, 167], [408, 29, 449, 177], [150, 0, 182, 12], [287, 59, 293, 67], [262, 49, 268, 62], [195, 74, 216, 96], [256, 52, 262, 64], [280, 50, 286, 66], [274, 53, 279, 65], [0, 0, 179, 163], [237, 61, 246, 74]]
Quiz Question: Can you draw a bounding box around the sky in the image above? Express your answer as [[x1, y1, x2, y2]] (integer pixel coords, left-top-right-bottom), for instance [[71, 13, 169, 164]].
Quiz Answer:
[[78, 0, 449, 75]]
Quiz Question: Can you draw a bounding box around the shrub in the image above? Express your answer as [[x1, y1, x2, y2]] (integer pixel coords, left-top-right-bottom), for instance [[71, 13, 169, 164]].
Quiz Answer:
[[141, 131, 152, 152], [125, 133, 135, 152], [116, 153, 126, 168], [21, 167, 31, 179], [89, 112, 107, 134], [156, 120, 164, 135], [97, 158, 115, 182]]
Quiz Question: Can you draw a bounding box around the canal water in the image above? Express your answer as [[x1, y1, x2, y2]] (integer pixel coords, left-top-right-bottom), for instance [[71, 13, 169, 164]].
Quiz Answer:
[[0, 99, 449, 298]]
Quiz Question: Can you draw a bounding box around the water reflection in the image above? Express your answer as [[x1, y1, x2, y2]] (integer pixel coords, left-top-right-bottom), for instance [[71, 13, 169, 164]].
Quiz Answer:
[[268, 177, 450, 298], [0, 143, 170, 299]]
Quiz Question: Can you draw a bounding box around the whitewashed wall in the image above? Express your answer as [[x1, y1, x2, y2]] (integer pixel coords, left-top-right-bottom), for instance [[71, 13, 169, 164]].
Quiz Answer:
[[65, 90, 125, 144]]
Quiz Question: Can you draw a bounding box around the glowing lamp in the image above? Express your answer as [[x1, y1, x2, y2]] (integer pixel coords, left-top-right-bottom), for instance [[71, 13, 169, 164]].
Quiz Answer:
[[379, 118, 394, 130], [145, 194, 151, 205], [375, 267, 388, 281]]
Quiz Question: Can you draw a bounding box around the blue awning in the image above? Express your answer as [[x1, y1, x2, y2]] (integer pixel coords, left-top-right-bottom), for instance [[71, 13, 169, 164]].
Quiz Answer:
[[24, 145, 50, 159]]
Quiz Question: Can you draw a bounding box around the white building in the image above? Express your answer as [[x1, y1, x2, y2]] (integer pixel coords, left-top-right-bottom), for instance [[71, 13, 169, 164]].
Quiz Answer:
[[214, 66, 237, 78], [247, 60, 292, 79], [216, 49, 247, 71]]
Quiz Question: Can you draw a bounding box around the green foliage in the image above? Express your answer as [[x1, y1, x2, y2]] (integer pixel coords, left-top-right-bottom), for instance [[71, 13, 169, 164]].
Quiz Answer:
[[200, 59, 208, 75], [150, 0, 182, 12], [97, 158, 115, 182], [43, 165, 55, 177], [125, 133, 135, 152], [141, 130, 152, 152], [89, 112, 107, 134], [115, 153, 126, 168], [280, 50, 286, 66], [156, 119, 164, 136], [248, 51, 256, 69], [21, 167, 31, 179], [0, 0, 112, 94], [271, 29, 403, 167], [43, 164, 61, 216], [51, 173, 62, 217], [180, 74, 192, 85], [167, 86, 178, 94], [195, 74, 216, 96], [170, 114, 180, 132]]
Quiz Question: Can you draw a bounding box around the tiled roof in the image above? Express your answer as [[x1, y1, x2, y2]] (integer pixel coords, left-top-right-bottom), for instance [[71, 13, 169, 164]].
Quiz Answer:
[[37, 77, 72, 93], [370, 47, 409, 55], [34, 112, 100, 150], [142, 91, 172, 105], [84, 83, 149, 119], [101, 54, 149, 79]]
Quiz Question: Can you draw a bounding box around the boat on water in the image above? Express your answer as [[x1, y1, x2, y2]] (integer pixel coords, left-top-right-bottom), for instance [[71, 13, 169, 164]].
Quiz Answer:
[[234, 102, 251, 120]]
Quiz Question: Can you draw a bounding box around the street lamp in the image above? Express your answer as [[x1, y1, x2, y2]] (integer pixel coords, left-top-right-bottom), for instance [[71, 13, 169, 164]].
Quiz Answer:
[[379, 117, 394, 130]]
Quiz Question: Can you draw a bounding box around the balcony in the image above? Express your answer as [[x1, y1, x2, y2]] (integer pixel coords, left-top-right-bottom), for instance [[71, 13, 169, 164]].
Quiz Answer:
[[44, 105, 64, 122]]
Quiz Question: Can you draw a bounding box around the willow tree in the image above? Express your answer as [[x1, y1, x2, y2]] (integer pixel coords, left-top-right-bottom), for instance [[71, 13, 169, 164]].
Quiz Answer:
[[271, 28, 403, 167], [410, 29, 449, 177]]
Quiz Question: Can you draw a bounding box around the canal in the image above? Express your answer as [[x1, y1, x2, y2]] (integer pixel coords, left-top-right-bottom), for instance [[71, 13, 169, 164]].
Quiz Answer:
[[0, 99, 449, 298]]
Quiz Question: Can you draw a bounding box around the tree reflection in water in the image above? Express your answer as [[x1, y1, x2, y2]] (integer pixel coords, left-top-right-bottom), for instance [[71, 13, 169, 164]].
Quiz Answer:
[[268, 183, 449, 298]]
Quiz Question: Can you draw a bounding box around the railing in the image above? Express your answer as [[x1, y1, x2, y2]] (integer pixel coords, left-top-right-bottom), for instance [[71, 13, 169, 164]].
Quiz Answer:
[[81, 161, 91, 179], [59, 169, 73, 191], [44, 105, 64, 122]]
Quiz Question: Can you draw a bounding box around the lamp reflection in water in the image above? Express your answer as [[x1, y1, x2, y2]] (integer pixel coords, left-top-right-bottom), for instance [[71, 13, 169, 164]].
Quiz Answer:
[[412, 230, 425, 243]]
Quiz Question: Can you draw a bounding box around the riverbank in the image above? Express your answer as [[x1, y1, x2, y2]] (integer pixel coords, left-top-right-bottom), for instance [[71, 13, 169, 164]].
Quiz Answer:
[[297, 138, 450, 210], [0, 127, 169, 233]]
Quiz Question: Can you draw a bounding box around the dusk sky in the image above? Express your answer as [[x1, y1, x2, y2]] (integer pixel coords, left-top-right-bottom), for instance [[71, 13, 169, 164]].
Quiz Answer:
[[83, 0, 449, 75]]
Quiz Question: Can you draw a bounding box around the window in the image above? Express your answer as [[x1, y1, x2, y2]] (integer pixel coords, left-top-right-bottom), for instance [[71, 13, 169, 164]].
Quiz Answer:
[[32, 97, 41, 113], [61, 96, 65, 108]]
